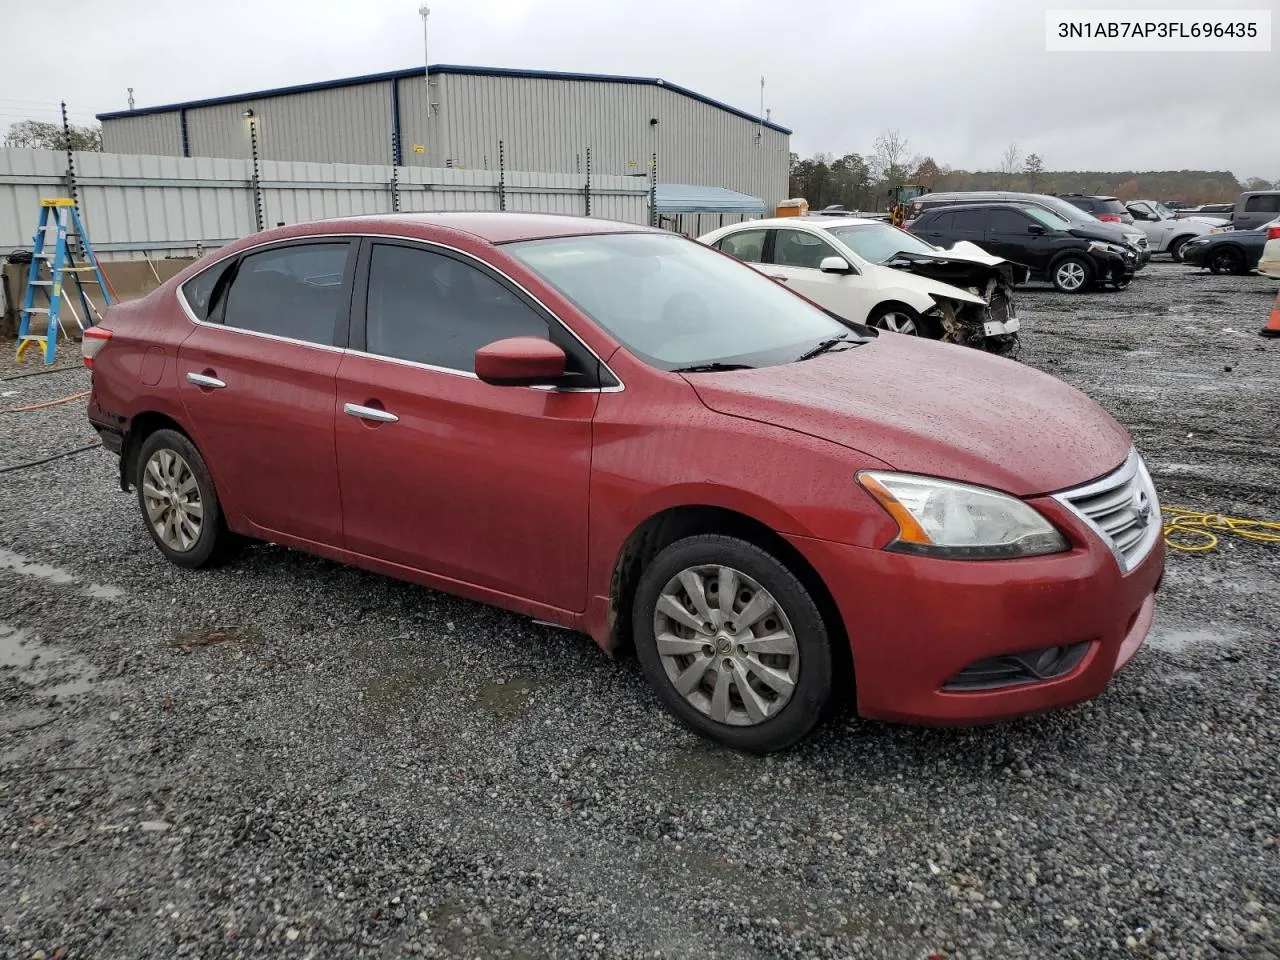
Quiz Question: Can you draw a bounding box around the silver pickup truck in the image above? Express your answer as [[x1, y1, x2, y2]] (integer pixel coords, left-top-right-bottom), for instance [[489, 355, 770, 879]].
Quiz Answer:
[[1125, 200, 1225, 261]]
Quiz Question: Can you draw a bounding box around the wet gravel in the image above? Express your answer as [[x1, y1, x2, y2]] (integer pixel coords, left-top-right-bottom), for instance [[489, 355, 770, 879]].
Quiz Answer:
[[1, 261, 1278, 959]]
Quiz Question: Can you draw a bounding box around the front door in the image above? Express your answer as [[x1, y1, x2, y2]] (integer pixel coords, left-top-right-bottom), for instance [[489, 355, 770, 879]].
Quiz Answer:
[[334, 240, 597, 612], [177, 239, 354, 547], [765, 227, 878, 323], [985, 208, 1050, 272]]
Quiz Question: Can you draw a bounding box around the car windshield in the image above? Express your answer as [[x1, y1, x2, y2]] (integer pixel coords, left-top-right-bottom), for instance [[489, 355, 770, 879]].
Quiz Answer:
[[1022, 206, 1073, 230], [827, 223, 939, 263], [505, 232, 860, 371], [1095, 198, 1129, 217], [1153, 202, 1175, 219]]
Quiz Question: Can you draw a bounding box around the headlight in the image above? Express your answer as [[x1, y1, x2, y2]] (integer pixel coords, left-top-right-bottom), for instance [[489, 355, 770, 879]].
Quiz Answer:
[[858, 471, 1070, 559], [1125, 234, 1144, 247]]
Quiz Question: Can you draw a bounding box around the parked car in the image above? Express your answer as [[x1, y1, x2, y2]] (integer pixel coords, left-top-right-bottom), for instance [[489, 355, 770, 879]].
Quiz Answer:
[[697, 216, 1025, 354], [1056, 194, 1135, 225], [83, 212, 1164, 753], [908, 201, 1138, 293], [1232, 191, 1280, 232], [908, 191, 1150, 267], [1179, 219, 1275, 274], [1259, 220, 1280, 279], [1174, 202, 1234, 220], [1125, 199, 1226, 260]]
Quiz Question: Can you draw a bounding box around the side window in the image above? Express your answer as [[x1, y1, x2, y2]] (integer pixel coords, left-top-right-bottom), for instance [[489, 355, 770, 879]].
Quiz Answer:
[[771, 229, 839, 269], [989, 209, 1032, 234], [717, 230, 767, 264], [220, 243, 352, 345], [1244, 194, 1280, 213], [951, 209, 987, 234], [180, 257, 235, 321], [924, 211, 954, 232], [365, 243, 548, 373]]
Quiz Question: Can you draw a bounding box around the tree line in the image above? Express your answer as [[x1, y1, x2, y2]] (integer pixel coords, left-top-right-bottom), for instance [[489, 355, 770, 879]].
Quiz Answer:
[[3, 120, 103, 152], [789, 131, 1276, 211]]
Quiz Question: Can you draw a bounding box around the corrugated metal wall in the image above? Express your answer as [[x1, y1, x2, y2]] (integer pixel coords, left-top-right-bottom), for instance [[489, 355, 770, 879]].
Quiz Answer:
[[101, 72, 789, 212], [100, 113, 184, 156], [0, 148, 650, 260]]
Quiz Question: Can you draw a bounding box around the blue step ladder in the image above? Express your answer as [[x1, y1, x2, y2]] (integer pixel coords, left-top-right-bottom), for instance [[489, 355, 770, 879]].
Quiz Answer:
[[15, 198, 113, 365]]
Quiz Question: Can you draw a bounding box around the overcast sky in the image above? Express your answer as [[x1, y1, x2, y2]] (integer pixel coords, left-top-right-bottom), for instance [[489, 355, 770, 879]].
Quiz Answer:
[[3, 0, 1275, 179]]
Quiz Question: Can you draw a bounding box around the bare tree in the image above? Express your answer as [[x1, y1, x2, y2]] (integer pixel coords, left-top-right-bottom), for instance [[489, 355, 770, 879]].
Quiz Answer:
[[4, 119, 102, 151], [870, 130, 917, 187], [999, 143, 1021, 187]]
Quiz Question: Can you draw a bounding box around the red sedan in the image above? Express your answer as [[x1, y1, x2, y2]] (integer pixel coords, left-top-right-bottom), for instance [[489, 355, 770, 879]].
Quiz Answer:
[[84, 213, 1164, 752]]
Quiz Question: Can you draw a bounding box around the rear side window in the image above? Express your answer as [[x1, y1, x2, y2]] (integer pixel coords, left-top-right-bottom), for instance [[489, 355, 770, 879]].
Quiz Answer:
[[221, 243, 352, 345], [923, 211, 953, 231], [364, 243, 548, 373], [1095, 198, 1129, 217], [1245, 194, 1280, 213], [180, 258, 235, 321], [951, 209, 986, 233], [717, 229, 767, 264]]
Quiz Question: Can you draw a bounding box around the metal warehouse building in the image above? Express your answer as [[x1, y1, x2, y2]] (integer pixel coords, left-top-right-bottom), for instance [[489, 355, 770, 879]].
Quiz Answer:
[[97, 64, 791, 215]]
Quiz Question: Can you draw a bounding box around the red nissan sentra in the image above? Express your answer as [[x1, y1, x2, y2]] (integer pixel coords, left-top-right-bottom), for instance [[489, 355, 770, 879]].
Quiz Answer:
[[84, 213, 1164, 752]]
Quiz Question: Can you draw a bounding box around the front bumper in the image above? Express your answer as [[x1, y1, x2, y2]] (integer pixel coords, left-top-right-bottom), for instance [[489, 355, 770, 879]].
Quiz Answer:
[[1092, 250, 1137, 283], [786, 498, 1164, 725]]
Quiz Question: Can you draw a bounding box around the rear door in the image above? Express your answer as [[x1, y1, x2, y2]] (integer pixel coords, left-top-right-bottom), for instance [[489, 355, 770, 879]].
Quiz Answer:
[[713, 228, 770, 267], [764, 227, 879, 323], [1237, 193, 1280, 231], [333, 239, 598, 611], [177, 239, 354, 547], [948, 208, 988, 248]]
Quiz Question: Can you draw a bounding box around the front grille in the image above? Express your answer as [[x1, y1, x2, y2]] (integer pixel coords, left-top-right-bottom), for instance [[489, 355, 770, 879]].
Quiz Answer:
[[943, 642, 1091, 692], [1054, 448, 1161, 574]]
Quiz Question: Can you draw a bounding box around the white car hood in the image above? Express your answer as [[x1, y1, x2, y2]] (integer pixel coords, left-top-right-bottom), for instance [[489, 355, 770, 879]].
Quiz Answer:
[[863, 260, 986, 305]]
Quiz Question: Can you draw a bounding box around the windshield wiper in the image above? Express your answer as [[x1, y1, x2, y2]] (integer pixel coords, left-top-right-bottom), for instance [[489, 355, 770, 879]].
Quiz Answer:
[[795, 334, 854, 362], [671, 362, 756, 373]]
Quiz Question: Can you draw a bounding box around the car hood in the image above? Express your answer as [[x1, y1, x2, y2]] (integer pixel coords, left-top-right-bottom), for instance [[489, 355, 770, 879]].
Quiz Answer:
[[685, 334, 1131, 497], [861, 261, 986, 305], [1067, 224, 1130, 245], [881, 240, 1031, 288], [1182, 215, 1230, 227]]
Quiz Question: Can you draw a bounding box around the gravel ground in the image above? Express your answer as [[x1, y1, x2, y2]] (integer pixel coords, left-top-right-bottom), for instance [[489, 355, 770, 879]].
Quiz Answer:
[[1, 261, 1278, 960]]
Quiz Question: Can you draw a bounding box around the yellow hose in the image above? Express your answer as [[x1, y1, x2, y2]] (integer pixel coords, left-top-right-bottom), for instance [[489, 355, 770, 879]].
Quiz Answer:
[[1162, 506, 1280, 553]]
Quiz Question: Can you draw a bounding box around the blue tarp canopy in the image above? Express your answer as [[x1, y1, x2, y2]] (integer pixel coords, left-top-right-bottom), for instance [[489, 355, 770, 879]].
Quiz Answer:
[[654, 183, 767, 215]]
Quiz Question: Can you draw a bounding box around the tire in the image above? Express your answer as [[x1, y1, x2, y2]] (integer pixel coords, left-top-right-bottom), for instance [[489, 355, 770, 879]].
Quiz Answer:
[[1208, 246, 1245, 275], [1051, 256, 1092, 294], [632, 534, 834, 753], [135, 428, 240, 569], [1112, 277, 1132, 290], [1167, 236, 1191, 262], [866, 303, 939, 339]]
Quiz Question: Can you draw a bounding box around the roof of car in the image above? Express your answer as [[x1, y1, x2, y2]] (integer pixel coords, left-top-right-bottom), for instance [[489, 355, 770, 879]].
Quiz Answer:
[[314, 211, 663, 244], [723, 215, 883, 229]]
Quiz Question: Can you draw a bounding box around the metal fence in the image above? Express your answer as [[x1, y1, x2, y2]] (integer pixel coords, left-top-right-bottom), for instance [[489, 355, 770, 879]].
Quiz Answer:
[[0, 148, 653, 260]]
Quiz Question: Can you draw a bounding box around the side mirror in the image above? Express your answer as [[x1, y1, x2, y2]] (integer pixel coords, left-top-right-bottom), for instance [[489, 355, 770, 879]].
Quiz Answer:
[[475, 337, 567, 387], [1027, 224, 1046, 235], [819, 256, 853, 274]]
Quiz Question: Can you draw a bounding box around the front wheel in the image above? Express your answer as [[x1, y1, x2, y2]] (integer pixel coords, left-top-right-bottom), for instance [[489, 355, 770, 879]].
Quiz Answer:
[[1167, 236, 1190, 262], [632, 535, 834, 753], [866, 303, 939, 339], [1051, 257, 1092, 293], [1208, 246, 1245, 275]]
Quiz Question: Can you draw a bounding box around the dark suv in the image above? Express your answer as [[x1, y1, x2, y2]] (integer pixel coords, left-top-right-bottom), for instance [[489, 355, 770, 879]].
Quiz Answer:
[[1056, 194, 1135, 225], [907, 191, 1149, 268], [907, 201, 1137, 293]]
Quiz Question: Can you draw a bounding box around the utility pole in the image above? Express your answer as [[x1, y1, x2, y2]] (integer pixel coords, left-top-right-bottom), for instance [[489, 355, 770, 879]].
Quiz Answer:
[[127, 87, 135, 111], [419, 5, 430, 163]]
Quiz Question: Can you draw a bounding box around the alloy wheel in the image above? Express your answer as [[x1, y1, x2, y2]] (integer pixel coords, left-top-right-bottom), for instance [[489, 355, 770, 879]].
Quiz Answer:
[[1056, 261, 1086, 291], [873, 312, 919, 335], [142, 449, 203, 552], [652, 564, 799, 726]]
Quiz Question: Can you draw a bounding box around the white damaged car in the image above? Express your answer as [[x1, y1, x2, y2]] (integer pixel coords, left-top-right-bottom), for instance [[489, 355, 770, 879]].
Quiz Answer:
[[699, 216, 1028, 356]]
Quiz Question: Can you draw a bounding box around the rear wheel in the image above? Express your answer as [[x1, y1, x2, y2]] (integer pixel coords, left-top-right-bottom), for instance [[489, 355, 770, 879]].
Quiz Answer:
[[1208, 246, 1245, 275], [632, 535, 833, 753], [1051, 257, 1092, 293], [136, 429, 240, 569]]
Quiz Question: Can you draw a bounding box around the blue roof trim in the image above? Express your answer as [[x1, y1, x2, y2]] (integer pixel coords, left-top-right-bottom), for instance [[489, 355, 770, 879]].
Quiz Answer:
[[96, 63, 792, 134]]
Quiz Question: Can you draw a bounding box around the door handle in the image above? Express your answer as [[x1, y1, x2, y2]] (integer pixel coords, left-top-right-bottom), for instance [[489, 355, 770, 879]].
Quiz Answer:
[[186, 372, 226, 389], [344, 402, 399, 424], [768, 274, 790, 282]]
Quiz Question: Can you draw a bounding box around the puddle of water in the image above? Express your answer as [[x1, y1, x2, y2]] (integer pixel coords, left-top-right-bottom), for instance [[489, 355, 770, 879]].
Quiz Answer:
[[1146, 626, 1240, 654], [475, 677, 546, 718], [0, 623, 100, 698], [0, 548, 77, 585], [85, 584, 125, 600]]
